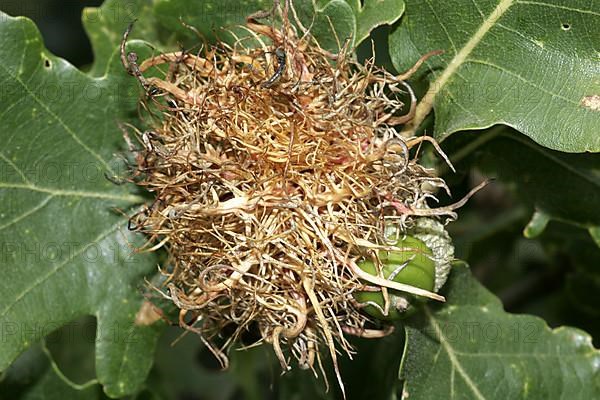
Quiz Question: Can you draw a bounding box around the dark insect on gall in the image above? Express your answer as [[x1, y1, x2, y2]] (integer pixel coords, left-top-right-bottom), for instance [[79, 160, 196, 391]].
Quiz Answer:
[[262, 47, 286, 88]]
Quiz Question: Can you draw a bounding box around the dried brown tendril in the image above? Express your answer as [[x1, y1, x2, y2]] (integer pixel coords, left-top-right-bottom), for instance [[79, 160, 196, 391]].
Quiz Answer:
[[120, 1, 466, 395]]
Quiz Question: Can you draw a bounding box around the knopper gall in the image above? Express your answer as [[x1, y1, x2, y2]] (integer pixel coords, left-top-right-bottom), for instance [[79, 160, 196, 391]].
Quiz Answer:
[[118, 1, 479, 394]]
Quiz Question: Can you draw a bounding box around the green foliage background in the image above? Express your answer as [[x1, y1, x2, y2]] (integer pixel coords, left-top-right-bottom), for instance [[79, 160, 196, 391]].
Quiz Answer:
[[0, 0, 599, 399]]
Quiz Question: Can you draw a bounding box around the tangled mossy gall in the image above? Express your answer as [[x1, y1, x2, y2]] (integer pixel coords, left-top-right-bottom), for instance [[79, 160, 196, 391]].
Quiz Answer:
[[120, 1, 478, 392]]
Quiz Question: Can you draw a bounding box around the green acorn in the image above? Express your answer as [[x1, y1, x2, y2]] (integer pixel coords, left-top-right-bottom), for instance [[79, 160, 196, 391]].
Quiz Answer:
[[354, 218, 454, 321]]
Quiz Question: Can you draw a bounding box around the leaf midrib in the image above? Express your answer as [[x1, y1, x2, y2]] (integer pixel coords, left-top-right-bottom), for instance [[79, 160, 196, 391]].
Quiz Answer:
[[401, 0, 515, 136]]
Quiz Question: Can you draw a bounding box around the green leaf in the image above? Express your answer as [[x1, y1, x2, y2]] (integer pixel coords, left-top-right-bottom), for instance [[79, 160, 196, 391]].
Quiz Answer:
[[296, 0, 356, 51], [0, 345, 103, 400], [344, 0, 405, 46], [292, 0, 405, 49], [539, 222, 600, 320], [149, 327, 240, 400], [339, 331, 406, 400], [0, 13, 162, 398], [475, 130, 600, 228], [152, 0, 354, 52], [42, 317, 99, 391], [523, 210, 550, 238], [153, 0, 266, 43], [153, 0, 403, 52], [589, 226, 600, 248], [280, 331, 406, 400], [401, 263, 600, 399], [275, 326, 405, 400], [83, 0, 160, 77], [390, 0, 600, 152]]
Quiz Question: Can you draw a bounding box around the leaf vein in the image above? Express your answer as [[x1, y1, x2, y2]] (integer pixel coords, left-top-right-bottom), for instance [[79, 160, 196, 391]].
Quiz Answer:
[[0, 62, 116, 176], [516, 0, 600, 17], [0, 194, 54, 231], [424, 0, 458, 54], [455, 351, 594, 358], [464, 58, 578, 105], [495, 22, 545, 48], [471, 0, 486, 19], [0, 182, 144, 203], [0, 96, 29, 127], [116, 324, 136, 387], [0, 151, 31, 184], [444, 88, 483, 122], [427, 307, 487, 400]]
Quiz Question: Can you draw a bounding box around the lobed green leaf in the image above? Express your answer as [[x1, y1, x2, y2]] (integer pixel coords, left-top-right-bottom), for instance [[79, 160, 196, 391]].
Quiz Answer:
[[0, 12, 162, 398], [401, 263, 600, 399]]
